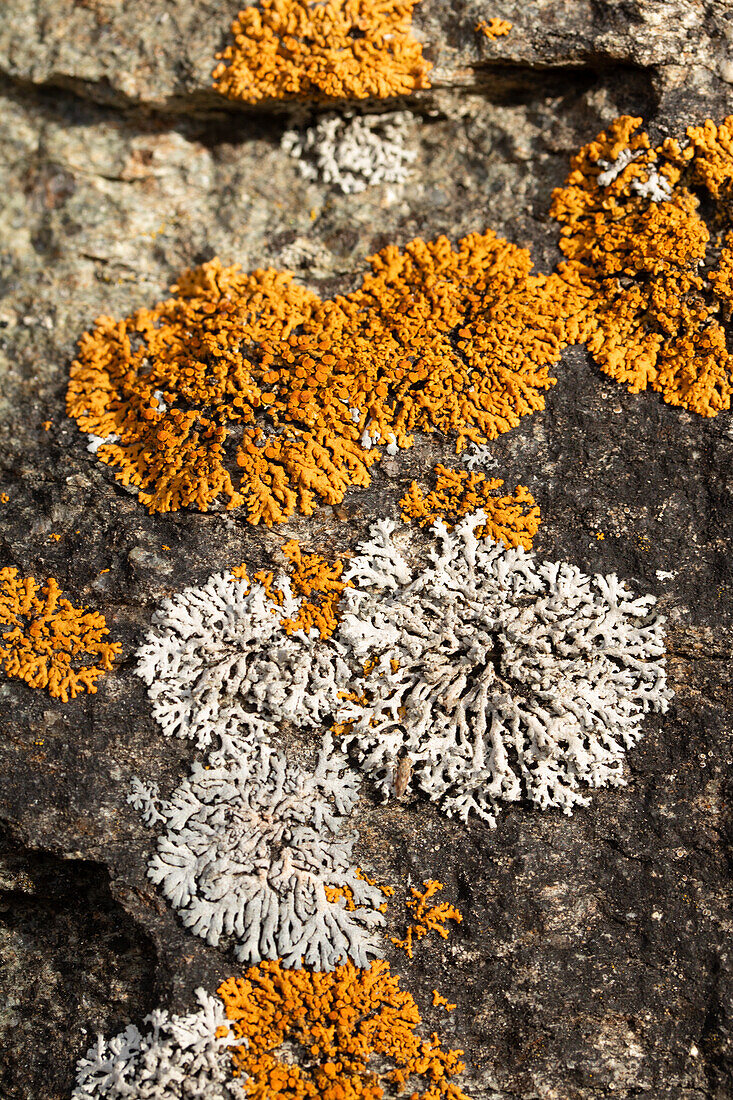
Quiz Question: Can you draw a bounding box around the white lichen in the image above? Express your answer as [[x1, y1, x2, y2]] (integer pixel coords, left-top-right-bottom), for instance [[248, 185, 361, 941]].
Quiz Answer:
[[135, 572, 350, 752], [629, 166, 673, 202], [86, 433, 120, 454], [73, 989, 243, 1100], [128, 776, 164, 826], [335, 513, 672, 826], [596, 147, 642, 187], [282, 111, 417, 194], [596, 147, 672, 201], [460, 443, 499, 471], [138, 736, 384, 969]]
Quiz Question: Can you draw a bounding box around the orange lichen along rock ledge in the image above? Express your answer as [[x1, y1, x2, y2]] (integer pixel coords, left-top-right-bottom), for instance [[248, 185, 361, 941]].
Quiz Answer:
[[400, 463, 541, 549], [551, 114, 733, 417], [218, 957, 469, 1099], [476, 17, 512, 40], [0, 568, 120, 700], [213, 0, 432, 104], [68, 229, 588, 523]]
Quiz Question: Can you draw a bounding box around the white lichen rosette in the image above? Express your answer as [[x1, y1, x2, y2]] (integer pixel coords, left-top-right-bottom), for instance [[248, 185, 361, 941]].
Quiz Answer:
[[73, 989, 243, 1100], [281, 110, 417, 194], [135, 571, 350, 752], [335, 513, 672, 826], [131, 737, 385, 970]]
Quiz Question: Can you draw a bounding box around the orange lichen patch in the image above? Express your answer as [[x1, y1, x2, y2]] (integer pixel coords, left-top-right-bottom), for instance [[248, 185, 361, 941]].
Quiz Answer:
[[391, 881, 462, 961], [263, 230, 590, 455], [685, 116, 733, 199], [400, 463, 540, 549], [432, 991, 456, 1012], [69, 231, 588, 523], [231, 542, 349, 638], [67, 260, 334, 521], [476, 18, 512, 40], [0, 568, 120, 701], [212, 0, 431, 104], [218, 958, 469, 1100], [279, 540, 350, 639], [551, 115, 733, 416]]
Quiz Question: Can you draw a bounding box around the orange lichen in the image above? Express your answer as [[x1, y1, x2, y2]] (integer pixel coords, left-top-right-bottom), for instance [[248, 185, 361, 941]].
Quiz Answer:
[[0, 568, 120, 701], [432, 991, 456, 1012], [69, 230, 588, 523], [551, 114, 733, 416], [476, 18, 512, 40], [212, 0, 431, 104], [279, 540, 351, 639], [232, 541, 349, 639], [400, 463, 540, 549], [391, 881, 462, 961], [267, 230, 589, 456], [218, 958, 468, 1099]]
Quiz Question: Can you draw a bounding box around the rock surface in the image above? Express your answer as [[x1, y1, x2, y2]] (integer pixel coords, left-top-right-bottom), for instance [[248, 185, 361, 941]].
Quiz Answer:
[[0, 2, 732, 1098]]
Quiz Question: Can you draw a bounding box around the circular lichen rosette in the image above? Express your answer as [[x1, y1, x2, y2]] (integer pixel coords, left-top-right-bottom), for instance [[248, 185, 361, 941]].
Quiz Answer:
[[334, 513, 672, 826]]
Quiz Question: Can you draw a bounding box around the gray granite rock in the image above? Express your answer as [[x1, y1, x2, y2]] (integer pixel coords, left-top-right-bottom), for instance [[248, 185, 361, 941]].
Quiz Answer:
[[0, 4, 732, 1099]]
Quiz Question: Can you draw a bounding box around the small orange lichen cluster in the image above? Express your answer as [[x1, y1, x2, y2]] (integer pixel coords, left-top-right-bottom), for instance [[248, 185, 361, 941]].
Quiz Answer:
[[400, 463, 540, 549], [476, 17, 512, 40], [391, 881, 462, 961], [279, 540, 350, 639], [432, 990, 456, 1013], [212, 0, 432, 104], [0, 568, 120, 700], [232, 539, 350, 639], [218, 958, 468, 1100], [68, 231, 588, 524], [551, 114, 733, 416]]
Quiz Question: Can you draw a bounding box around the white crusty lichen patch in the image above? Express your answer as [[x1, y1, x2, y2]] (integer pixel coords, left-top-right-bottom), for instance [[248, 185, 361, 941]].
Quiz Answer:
[[73, 989, 243, 1100], [281, 110, 417, 194], [135, 572, 350, 752], [131, 737, 385, 970], [335, 513, 672, 826]]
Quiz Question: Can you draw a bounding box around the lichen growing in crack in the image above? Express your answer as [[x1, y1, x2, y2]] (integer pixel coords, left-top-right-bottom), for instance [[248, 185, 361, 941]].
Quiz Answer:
[[282, 110, 417, 194], [212, 0, 432, 104]]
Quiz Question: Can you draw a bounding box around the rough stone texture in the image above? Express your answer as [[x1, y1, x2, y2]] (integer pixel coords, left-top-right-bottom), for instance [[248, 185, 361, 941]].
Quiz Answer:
[[0, 2, 732, 1098]]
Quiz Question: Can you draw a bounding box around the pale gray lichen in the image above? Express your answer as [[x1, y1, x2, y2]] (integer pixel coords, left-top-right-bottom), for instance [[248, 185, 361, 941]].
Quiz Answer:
[[128, 776, 164, 826], [73, 989, 243, 1100], [460, 443, 499, 471], [135, 571, 350, 753], [281, 111, 417, 194], [137, 736, 385, 969], [596, 147, 673, 201], [335, 513, 672, 826]]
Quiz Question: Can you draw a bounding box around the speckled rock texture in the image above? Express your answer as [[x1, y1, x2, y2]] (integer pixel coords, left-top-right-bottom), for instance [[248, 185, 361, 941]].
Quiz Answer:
[[0, 3, 731, 1098]]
